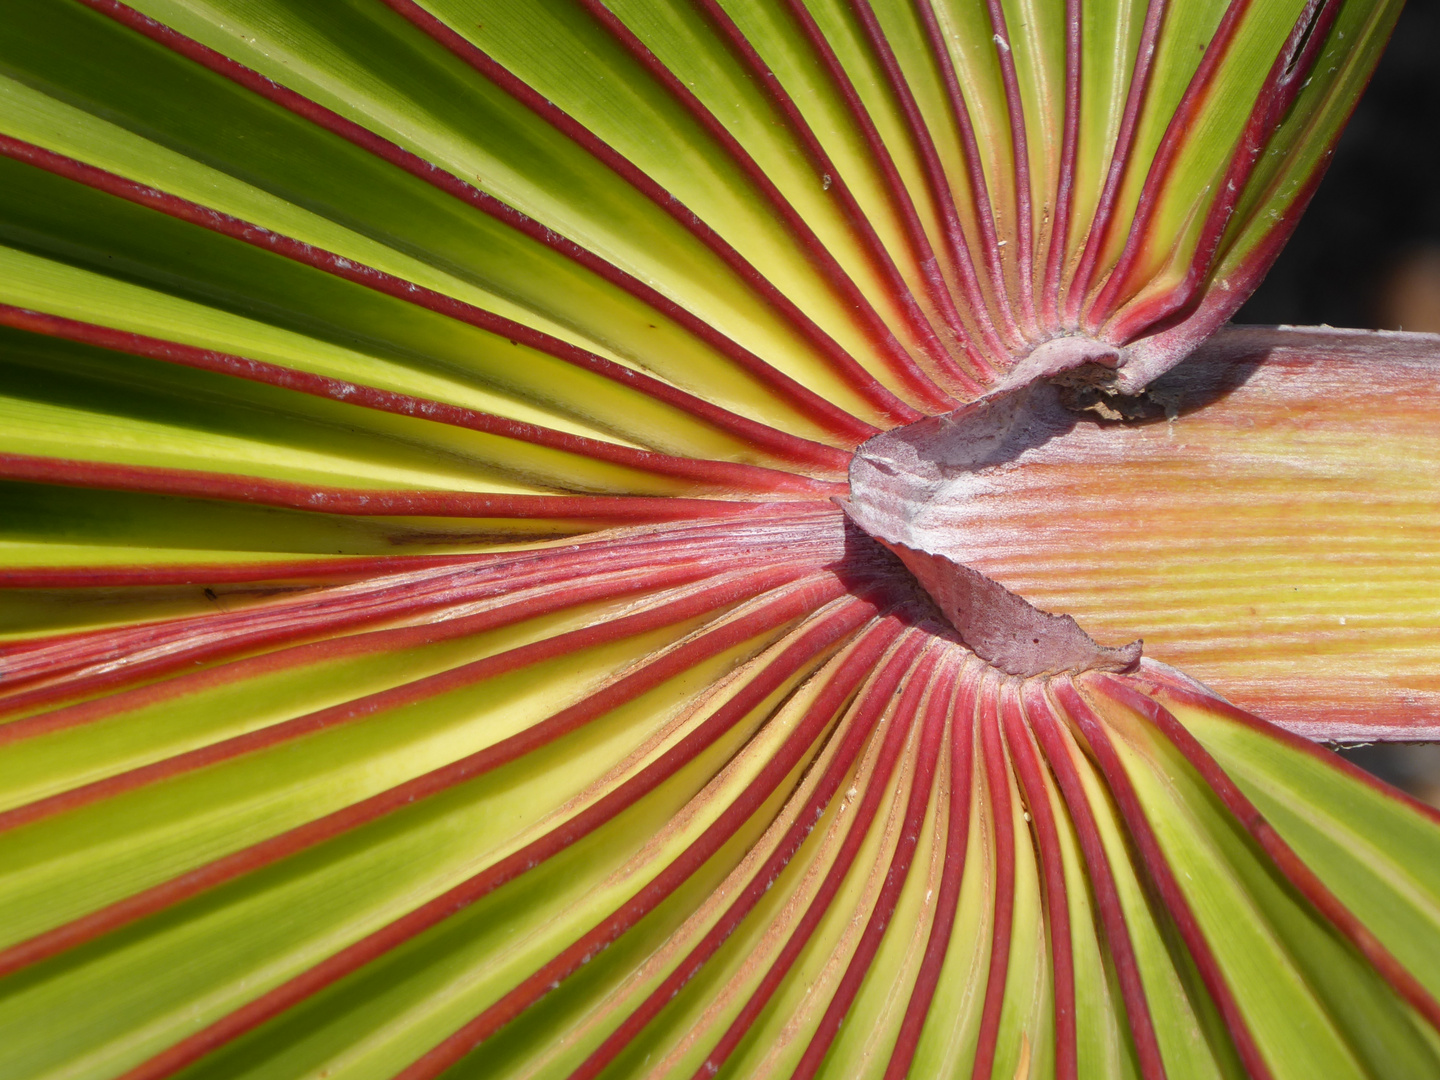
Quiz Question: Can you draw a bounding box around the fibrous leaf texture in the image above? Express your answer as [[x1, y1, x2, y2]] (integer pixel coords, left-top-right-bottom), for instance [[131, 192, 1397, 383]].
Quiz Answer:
[[0, 1, 1437, 1078]]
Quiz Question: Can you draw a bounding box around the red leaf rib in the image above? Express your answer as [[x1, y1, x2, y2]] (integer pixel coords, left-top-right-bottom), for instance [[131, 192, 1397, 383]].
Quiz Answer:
[[844, 0, 1007, 374], [112, 592, 880, 1080], [77, 0, 883, 445], [789, 646, 955, 1080], [685, 629, 934, 1078], [578, 0, 950, 417], [0, 133, 849, 464], [1053, 679, 1276, 1080], [1026, 681, 1168, 1080], [881, 657, 979, 1080], [401, 622, 926, 1080], [0, 304, 849, 489], [0, 572, 852, 980], [1003, 684, 1076, 1080], [969, 670, 1017, 1080], [565, 617, 912, 1080], [0, 566, 824, 836], [1095, 673, 1440, 1033], [375, 0, 914, 430]]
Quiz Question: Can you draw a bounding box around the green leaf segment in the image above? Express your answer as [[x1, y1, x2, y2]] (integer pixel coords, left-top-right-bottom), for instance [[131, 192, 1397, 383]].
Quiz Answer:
[[0, 0, 1435, 1078]]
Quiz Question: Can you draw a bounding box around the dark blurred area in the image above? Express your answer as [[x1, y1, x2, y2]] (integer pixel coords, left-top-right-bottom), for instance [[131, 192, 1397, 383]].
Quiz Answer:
[[1236, 0, 1440, 802], [1237, 0, 1440, 334]]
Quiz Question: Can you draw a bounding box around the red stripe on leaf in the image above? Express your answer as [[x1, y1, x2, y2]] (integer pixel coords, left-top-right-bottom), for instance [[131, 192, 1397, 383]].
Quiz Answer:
[[882, 657, 979, 1080], [1123, 164, 1327, 372], [1139, 673, 1440, 826], [0, 304, 848, 490], [0, 571, 851, 979], [1043, 0, 1084, 327], [790, 646, 955, 1080], [694, 0, 971, 399], [113, 592, 879, 1080], [0, 451, 804, 521], [969, 670, 1017, 1080], [1102, 0, 1344, 344], [982, 0, 1039, 335], [586, 0, 951, 418], [1095, 673, 1440, 1033], [77, 0, 879, 447], [1026, 681, 1167, 1080], [374, 0, 908, 435], [1065, 0, 1169, 324], [0, 565, 825, 834], [909, 0, 1023, 349], [772, 0, 986, 394], [1085, 0, 1254, 331], [0, 515, 848, 730], [689, 628, 934, 1078], [0, 550, 769, 723], [1055, 678, 1276, 1080], [0, 132, 846, 463], [844, 0, 1007, 375], [0, 553, 500, 590], [568, 620, 916, 1080], [401, 623, 929, 1080], [1003, 683, 1077, 1080]]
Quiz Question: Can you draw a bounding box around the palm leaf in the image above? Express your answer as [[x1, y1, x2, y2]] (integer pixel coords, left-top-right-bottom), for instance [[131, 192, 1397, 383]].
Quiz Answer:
[[1, 1, 1437, 1078]]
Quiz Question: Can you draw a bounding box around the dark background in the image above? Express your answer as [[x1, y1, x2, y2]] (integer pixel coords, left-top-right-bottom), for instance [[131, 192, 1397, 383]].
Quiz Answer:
[[1237, 0, 1440, 333], [1236, 0, 1440, 802]]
